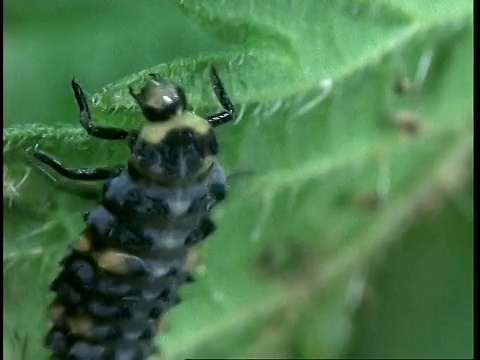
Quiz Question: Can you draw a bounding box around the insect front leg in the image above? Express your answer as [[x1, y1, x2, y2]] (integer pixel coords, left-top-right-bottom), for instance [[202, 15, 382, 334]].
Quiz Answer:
[[206, 66, 235, 127], [71, 78, 132, 141]]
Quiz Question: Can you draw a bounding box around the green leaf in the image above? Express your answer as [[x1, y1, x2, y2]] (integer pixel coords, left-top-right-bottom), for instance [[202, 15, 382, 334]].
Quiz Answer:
[[4, 0, 472, 359], [347, 182, 473, 358]]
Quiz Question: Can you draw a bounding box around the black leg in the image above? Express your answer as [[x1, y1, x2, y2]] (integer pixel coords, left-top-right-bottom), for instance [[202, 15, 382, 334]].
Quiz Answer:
[[29, 160, 104, 201], [226, 169, 256, 183], [33, 148, 123, 181], [207, 67, 235, 127], [71, 78, 131, 140]]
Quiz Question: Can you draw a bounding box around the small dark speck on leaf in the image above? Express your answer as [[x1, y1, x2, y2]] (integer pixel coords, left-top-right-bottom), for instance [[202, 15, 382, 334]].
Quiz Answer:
[[394, 110, 422, 136]]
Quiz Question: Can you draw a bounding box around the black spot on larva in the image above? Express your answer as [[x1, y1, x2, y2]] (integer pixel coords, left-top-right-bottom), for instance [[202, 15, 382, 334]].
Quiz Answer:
[[50, 277, 82, 306], [185, 272, 196, 283], [158, 288, 171, 301], [108, 343, 145, 360], [149, 306, 162, 319], [86, 300, 132, 320], [68, 341, 108, 360], [187, 194, 209, 214], [42, 69, 233, 359], [209, 182, 227, 203], [184, 217, 216, 246], [95, 276, 135, 298], [102, 177, 171, 217], [90, 324, 122, 341], [61, 253, 96, 289], [45, 328, 67, 355]]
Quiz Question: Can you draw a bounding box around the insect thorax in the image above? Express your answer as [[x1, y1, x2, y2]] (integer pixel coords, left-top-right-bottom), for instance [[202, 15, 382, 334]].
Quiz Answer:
[[130, 113, 219, 182]]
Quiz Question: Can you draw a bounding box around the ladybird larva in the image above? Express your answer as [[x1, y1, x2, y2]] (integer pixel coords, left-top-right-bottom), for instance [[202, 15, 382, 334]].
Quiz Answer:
[[32, 66, 235, 359]]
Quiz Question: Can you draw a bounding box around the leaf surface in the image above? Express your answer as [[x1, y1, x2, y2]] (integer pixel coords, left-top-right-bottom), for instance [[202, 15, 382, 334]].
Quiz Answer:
[[4, 0, 472, 359]]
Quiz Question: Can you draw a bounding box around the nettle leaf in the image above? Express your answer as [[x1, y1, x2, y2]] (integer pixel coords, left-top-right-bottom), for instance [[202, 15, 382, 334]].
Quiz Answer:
[[3, 0, 472, 359]]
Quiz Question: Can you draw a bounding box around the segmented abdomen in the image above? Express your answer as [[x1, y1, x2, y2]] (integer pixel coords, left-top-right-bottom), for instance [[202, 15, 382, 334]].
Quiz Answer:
[[45, 162, 226, 360]]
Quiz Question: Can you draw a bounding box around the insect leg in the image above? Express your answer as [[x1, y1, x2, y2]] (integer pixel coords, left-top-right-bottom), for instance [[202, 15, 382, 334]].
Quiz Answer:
[[226, 169, 256, 183], [207, 66, 235, 127], [29, 159, 103, 201], [222, 169, 257, 198], [32, 148, 123, 180], [71, 78, 131, 140]]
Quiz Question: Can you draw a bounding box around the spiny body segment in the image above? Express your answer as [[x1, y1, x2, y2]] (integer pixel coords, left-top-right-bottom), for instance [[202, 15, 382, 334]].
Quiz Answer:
[[32, 67, 235, 359]]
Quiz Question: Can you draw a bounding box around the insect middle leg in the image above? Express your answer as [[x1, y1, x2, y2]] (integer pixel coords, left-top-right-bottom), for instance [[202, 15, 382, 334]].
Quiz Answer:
[[33, 148, 123, 180], [30, 148, 123, 200], [207, 66, 235, 127]]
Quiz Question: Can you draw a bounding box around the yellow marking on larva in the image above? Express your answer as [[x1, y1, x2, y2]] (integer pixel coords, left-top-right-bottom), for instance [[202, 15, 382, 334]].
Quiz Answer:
[[186, 247, 202, 273], [195, 155, 215, 180], [129, 153, 216, 183], [48, 304, 65, 325], [140, 112, 211, 144], [95, 250, 142, 275], [68, 317, 94, 337], [157, 317, 169, 332], [73, 235, 92, 253]]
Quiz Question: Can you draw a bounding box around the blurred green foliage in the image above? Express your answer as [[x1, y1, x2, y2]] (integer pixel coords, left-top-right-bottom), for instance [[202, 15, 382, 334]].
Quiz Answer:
[[4, 1, 472, 359], [347, 182, 473, 358]]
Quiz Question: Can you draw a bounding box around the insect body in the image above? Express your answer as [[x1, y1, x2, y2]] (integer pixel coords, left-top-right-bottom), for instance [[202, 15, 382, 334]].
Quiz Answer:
[[33, 66, 234, 359]]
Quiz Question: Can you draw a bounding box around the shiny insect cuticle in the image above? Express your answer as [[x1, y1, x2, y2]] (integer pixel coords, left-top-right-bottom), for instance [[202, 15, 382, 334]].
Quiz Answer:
[[31, 66, 235, 359]]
